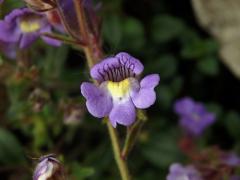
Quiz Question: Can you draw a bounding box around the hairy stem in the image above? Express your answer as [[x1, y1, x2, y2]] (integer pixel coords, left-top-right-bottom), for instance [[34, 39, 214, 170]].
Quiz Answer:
[[122, 110, 147, 159], [42, 33, 84, 46], [73, 1, 131, 179], [107, 120, 131, 180], [73, 0, 95, 68]]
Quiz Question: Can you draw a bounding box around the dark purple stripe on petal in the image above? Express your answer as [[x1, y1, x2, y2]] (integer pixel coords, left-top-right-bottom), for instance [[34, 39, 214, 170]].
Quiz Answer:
[[90, 52, 144, 82]]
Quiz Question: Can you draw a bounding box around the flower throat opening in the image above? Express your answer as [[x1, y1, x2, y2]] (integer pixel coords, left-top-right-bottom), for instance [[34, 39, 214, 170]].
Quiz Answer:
[[97, 58, 136, 82]]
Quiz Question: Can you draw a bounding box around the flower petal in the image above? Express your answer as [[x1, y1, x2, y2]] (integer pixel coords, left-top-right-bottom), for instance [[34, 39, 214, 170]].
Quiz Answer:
[[90, 57, 118, 82], [19, 33, 39, 49], [109, 100, 136, 127], [140, 74, 160, 88], [90, 52, 144, 82], [131, 74, 160, 109], [0, 21, 20, 42], [40, 25, 62, 46], [81, 82, 113, 118], [132, 89, 156, 109], [116, 52, 144, 75], [174, 97, 195, 116], [41, 36, 62, 46]]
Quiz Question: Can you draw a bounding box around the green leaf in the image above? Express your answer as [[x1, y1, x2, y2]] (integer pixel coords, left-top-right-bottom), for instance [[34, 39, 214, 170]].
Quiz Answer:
[[181, 38, 219, 59], [102, 15, 122, 47], [170, 76, 183, 96], [44, 45, 69, 79], [70, 162, 95, 180], [225, 111, 240, 140], [151, 15, 185, 43], [121, 17, 145, 51], [141, 132, 183, 168], [206, 103, 222, 119], [2, 0, 24, 14], [156, 85, 173, 109], [0, 128, 25, 165], [197, 56, 219, 76], [145, 55, 177, 79]]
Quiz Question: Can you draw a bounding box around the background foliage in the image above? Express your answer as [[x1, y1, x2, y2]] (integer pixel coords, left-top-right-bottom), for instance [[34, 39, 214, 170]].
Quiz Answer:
[[0, 0, 240, 179]]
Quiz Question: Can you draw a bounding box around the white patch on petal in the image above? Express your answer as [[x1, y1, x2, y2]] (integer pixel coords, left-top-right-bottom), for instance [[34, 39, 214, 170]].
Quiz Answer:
[[38, 162, 54, 180]]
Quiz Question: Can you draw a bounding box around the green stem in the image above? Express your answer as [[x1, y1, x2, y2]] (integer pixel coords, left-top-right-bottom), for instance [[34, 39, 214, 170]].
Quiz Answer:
[[121, 110, 147, 159], [72, 1, 131, 179], [73, 0, 95, 68], [107, 120, 131, 180], [42, 33, 83, 46]]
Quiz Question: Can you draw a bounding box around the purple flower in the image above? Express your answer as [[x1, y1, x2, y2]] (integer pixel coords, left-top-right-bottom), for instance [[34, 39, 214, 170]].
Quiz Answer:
[[231, 175, 240, 180], [167, 163, 202, 180], [0, 8, 61, 49], [33, 154, 65, 180], [174, 97, 216, 136], [222, 152, 240, 167], [81, 52, 160, 127], [0, 40, 17, 59], [0, 0, 4, 4]]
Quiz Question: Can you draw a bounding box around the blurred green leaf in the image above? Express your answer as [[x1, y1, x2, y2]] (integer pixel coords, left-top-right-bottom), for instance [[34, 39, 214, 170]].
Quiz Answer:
[[146, 55, 177, 79], [170, 76, 183, 96], [151, 15, 185, 43], [2, 0, 24, 14], [44, 45, 69, 79], [103, 16, 145, 51], [70, 162, 95, 180], [181, 37, 218, 59], [32, 116, 50, 149], [141, 132, 182, 168], [0, 128, 25, 165], [225, 111, 240, 140], [156, 85, 174, 109], [206, 103, 222, 119], [102, 15, 122, 47], [121, 17, 145, 51], [197, 56, 219, 76]]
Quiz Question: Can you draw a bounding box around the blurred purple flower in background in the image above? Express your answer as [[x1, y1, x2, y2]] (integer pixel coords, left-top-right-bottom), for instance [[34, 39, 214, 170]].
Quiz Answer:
[[0, 8, 61, 49], [0, 40, 17, 59], [81, 52, 160, 127], [167, 163, 202, 180], [230, 175, 240, 180], [174, 97, 216, 136], [0, 0, 3, 4], [222, 152, 240, 167]]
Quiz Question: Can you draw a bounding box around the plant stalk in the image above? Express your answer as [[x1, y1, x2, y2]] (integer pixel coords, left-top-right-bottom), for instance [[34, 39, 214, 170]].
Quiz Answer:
[[73, 1, 131, 179], [107, 120, 131, 180]]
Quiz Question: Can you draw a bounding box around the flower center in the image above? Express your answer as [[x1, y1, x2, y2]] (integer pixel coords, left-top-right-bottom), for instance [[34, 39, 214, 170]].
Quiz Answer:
[[19, 19, 41, 33], [107, 78, 131, 100]]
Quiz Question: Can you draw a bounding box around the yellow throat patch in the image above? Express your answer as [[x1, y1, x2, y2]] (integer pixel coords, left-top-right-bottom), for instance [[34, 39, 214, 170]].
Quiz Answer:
[[20, 21, 40, 33], [107, 79, 130, 98]]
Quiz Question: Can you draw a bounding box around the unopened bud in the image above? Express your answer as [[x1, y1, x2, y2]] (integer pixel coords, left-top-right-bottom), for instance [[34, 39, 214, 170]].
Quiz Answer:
[[33, 154, 66, 180], [24, 0, 57, 12]]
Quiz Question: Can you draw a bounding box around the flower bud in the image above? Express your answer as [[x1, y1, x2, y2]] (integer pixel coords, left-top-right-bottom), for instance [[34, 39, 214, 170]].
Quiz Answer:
[[33, 154, 66, 180], [24, 0, 57, 12]]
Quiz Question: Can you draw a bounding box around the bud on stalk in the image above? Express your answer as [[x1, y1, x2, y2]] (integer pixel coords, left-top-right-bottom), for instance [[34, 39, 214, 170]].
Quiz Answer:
[[33, 154, 66, 180]]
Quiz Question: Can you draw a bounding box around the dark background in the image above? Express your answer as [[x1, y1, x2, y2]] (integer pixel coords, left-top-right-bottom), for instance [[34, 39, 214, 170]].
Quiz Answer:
[[0, 0, 240, 179]]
